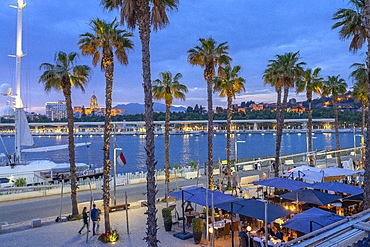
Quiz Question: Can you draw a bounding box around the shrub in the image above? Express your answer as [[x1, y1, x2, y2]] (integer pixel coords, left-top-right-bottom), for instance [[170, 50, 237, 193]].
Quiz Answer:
[[162, 207, 172, 223], [192, 218, 203, 233], [14, 178, 26, 187], [98, 230, 119, 243]]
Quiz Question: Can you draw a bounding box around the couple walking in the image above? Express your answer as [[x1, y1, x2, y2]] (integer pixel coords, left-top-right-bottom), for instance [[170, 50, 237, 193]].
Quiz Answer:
[[78, 204, 101, 235]]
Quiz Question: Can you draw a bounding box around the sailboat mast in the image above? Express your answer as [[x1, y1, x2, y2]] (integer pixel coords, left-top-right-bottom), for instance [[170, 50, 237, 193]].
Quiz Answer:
[[13, 0, 26, 164]]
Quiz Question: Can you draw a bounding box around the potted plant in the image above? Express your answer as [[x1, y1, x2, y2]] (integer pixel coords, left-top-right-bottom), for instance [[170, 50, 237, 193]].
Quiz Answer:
[[162, 207, 172, 231], [192, 218, 203, 244]]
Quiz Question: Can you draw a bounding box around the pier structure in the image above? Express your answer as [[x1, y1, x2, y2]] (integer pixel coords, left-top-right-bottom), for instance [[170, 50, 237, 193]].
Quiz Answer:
[[0, 118, 335, 136]]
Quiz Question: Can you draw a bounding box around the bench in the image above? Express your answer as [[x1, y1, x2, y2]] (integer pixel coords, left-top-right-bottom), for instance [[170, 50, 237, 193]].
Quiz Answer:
[[109, 203, 130, 212], [31, 218, 41, 228], [284, 159, 294, 165]]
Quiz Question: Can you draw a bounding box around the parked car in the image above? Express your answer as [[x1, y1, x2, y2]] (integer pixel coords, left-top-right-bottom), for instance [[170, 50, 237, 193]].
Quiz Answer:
[[0, 177, 14, 188]]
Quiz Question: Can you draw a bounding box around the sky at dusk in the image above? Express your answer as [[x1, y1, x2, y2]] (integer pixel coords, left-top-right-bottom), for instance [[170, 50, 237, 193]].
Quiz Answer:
[[0, 0, 365, 114]]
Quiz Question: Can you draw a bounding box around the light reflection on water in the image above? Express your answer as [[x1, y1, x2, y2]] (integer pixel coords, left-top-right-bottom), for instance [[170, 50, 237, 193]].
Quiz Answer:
[[0, 132, 361, 173]]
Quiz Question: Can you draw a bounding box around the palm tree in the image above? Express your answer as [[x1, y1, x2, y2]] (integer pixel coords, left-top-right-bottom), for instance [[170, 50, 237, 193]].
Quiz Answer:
[[214, 65, 246, 188], [332, 0, 366, 53], [296, 68, 323, 166], [187, 37, 231, 189], [39, 51, 92, 217], [350, 63, 368, 166], [78, 18, 133, 233], [152, 71, 187, 207], [100, 1, 178, 245], [332, 0, 370, 208], [263, 52, 305, 177], [322, 75, 348, 167]]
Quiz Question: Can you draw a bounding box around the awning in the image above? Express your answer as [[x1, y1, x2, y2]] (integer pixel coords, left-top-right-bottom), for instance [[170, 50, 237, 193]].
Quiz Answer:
[[283, 207, 344, 233], [215, 198, 291, 223], [280, 189, 341, 206], [310, 181, 363, 195]]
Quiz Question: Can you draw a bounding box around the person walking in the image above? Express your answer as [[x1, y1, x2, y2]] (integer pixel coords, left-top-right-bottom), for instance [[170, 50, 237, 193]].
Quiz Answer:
[[78, 207, 89, 234], [91, 204, 100, 235]]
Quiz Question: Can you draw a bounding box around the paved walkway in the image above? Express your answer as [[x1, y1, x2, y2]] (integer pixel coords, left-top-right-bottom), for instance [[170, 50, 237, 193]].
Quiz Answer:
[[0, 202, 238, 247]]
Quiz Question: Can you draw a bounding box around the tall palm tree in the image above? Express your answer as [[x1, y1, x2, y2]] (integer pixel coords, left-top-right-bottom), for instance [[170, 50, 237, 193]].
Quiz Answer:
[[350, 63, 368, 166], [296, 68, 324, 166], [322, 75, 348, 168], [152, 71, 187, 207], [214, 65, 246, 188], [263, 52, 305, 177], [78, 18, 133, 233], [39, 51, 91, 217], [188, 37, 231, 189], [100, 1, 178, 245], [332, 0, 366, 53], [332, 0, 370, 209]]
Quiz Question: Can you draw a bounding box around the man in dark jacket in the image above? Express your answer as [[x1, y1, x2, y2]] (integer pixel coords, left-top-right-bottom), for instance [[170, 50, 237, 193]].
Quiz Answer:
[[90, 204, 100, 235]]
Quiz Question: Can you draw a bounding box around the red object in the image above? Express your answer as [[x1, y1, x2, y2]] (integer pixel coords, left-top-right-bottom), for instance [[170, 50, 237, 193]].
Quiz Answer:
[[117, 152, 127, 166]]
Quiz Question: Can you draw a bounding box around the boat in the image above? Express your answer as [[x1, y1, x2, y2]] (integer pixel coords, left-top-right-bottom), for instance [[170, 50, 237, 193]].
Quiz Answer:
[[0, 1, 101, 185]]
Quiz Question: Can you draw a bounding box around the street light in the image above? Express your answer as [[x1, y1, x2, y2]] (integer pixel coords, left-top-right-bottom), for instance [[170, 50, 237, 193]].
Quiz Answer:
[[113, 147, 122, 206]]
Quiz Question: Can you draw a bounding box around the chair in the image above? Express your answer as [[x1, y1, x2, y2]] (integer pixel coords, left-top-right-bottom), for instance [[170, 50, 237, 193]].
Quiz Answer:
[[232, 221, 240, 233], [239, 236, 247, 247], [223, 222, 231, 239], [252, 238, 263, 247]]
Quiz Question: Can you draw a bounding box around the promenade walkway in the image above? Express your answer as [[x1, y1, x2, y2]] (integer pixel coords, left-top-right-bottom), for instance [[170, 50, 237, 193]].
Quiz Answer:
[[0, 201, 235, 247]]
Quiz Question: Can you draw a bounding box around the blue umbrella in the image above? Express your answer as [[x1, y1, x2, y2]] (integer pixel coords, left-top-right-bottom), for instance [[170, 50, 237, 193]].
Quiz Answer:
[[280, 189, 341, 206], [169, 186, 236, 206], [283, 207, 344, 233], [214, 198, 291, 223], [310, 181, 363, 195], [252, 177, 310, 191]]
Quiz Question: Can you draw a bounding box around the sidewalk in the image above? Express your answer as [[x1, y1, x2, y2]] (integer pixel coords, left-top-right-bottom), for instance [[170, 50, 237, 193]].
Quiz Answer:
[[0, 202, 236, 247]]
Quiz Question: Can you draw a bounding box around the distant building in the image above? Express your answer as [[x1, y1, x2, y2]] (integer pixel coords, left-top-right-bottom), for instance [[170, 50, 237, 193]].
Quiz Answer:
[[74, 93, 125, 117], [45, 101, 67, 121]]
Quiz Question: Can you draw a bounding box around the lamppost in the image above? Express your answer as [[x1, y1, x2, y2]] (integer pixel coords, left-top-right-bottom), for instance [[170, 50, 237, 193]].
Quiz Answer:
[[113, 147, 122, 206]]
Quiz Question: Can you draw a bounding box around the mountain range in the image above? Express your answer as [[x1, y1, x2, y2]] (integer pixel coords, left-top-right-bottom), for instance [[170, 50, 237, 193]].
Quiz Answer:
[[114, 103, 186, 115]]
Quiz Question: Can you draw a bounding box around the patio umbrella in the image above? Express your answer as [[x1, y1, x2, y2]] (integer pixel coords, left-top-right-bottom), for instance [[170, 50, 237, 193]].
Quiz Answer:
[[169, 186, 236, 206], [214, 198, 291, 223], [310, 181, 363, 195], [280, 189, 341, 206], [252, 177, 310, 191], [282, 207, 344, 233]]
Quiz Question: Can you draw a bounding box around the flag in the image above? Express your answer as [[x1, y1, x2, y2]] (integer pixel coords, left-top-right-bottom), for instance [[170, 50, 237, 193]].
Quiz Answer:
[[117, 151, 127, 166]]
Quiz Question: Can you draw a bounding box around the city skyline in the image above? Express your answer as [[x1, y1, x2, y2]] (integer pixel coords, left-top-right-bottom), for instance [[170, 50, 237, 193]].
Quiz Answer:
[[0, 0, 365, 114]]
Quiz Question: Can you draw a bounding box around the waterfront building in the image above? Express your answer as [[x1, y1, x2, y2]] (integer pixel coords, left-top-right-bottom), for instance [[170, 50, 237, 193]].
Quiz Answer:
[[45, 101, 67, 121], [74, 93, 125, 117]]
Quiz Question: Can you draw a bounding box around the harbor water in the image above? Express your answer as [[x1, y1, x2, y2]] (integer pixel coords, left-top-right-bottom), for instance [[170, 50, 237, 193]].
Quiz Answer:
[[0, 131, 362, 174]]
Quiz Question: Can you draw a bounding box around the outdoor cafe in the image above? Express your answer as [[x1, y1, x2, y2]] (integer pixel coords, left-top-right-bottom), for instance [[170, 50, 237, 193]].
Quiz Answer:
[[165, 166, 367, 247]]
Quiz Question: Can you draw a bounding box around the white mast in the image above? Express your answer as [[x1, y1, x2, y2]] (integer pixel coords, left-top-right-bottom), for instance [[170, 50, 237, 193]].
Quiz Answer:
[[10, 0, 26, 164]]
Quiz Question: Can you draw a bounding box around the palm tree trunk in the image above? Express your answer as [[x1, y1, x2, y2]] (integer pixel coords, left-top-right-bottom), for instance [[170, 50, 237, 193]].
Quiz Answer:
[[205, 69, 214, 190], [361, 103, 366, 167], [275, 84, 289, 177], [307, 93, 314, 166], [364, 0, 370, 209], [333, 99, 342, 167], [62, 77, 78, 217], [164, 102, 170, 206], [226, 95, 232, 188], [102, 52, 114, 233], [137, 1, 158, 245], [274, 88, 282, 177]]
